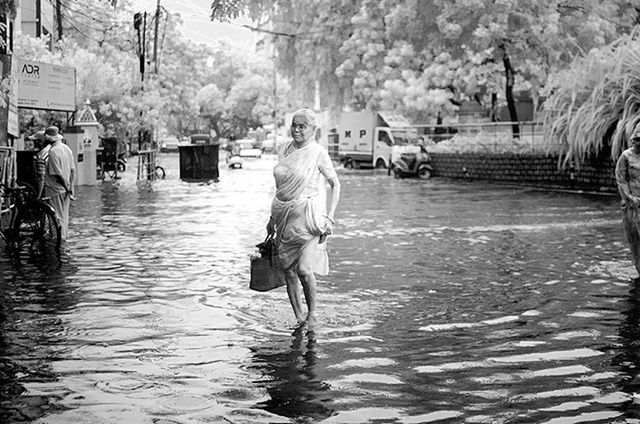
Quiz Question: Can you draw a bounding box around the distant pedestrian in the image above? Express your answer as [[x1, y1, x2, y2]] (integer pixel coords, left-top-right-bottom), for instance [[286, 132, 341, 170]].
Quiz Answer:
[[616, 125, 640, 280], [266, 108, 341, 325], [44, 126, 75, 241], [28, 130, 50, 199]]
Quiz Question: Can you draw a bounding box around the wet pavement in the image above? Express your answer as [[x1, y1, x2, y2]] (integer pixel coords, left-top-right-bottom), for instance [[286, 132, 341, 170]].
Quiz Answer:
[[0, 152, 639, 423]]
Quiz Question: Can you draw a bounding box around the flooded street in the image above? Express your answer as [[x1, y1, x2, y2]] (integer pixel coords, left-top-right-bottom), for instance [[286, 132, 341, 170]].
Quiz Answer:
[[1, 152, 639, 423]]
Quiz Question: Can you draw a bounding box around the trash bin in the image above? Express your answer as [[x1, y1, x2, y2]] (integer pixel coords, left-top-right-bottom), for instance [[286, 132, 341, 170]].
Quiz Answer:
[[179, 144, 219, 181]]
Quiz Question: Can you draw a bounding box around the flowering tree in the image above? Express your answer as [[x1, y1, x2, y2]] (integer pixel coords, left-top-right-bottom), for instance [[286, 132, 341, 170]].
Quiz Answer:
[[432, 0, 638, 125], [212, 0, 639, 126]]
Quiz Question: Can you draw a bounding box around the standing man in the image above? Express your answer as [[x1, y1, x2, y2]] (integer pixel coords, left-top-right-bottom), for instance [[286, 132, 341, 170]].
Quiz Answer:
[[44, 126, 75, 241], [616, 125, 640, 280], [28, 130, 50, 199]]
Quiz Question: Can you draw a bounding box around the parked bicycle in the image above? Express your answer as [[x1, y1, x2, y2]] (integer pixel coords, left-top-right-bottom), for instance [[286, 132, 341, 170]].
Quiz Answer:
[[0, 183, 61, 254], [137, 149, 165, 181]]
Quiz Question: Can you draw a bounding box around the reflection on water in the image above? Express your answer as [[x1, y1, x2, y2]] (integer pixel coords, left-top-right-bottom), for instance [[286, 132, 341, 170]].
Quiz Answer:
[[251, 325, 333, 420], [614, 284, 640, 420], [0, 252, 78, 423], [0, 154, 639, 423]]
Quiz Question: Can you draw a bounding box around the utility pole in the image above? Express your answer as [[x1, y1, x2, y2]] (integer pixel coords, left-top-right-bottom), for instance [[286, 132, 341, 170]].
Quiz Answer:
[[153, 0, 161, 73], [35, 0, 41, 37], [134, 12, 143, 81], [55, 0, 63, 40], [142, 12, 147, 82]]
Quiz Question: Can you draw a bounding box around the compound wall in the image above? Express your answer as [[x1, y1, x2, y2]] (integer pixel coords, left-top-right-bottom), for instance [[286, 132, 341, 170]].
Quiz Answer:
[[429, 153, 617, 193]]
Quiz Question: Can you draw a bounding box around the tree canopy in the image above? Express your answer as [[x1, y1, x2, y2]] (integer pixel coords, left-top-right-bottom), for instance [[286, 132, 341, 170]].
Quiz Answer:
[[9, 0, 640, 150], [211, 0, 640, 124], [12, 0, 289, 142]]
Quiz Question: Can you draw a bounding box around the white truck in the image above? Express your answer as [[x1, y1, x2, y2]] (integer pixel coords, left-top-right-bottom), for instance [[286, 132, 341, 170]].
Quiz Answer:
[[315, 111, 418, 169]]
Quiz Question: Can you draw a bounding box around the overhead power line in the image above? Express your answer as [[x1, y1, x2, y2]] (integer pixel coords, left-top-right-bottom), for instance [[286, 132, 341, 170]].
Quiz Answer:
[[48, 0, 130, 26], [58, 9, 105, 44], [58, 4, 135, 50]]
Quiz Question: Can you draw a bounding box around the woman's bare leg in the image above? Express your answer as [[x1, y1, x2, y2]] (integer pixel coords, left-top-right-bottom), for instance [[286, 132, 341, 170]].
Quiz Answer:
[[297, 241, 318, 323], [285, 267, 305, 321]]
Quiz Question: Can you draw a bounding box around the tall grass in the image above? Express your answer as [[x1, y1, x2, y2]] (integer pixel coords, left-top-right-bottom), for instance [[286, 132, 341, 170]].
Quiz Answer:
[[543, 28, 640, 169]]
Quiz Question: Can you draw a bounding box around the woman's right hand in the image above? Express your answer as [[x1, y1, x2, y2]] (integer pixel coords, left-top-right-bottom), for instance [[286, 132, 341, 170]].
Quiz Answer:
[[266, 217, 275, 235]]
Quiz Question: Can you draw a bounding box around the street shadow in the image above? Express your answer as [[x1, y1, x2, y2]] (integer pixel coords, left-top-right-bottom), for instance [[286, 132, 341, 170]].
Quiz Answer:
[[0, 254, 79, 422], [250, 324, 334, 421]]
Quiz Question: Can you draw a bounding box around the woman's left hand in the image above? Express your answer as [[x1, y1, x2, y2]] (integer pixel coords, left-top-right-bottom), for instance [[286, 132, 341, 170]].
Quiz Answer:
[[324, 216, 334, 235], [266, 217, 276, 235]]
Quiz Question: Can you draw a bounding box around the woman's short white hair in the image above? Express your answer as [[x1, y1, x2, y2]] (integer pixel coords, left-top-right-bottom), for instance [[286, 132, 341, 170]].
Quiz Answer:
[[292, 108, 317, 127]]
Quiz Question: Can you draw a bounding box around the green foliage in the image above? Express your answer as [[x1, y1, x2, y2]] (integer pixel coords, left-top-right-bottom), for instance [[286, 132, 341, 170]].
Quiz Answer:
[[223, 0, 360, 110], [0, 0, 15, 16], [220, 0, 639, 124], [15, 0, 640, 144], [210, 0, 243, 21], [542, 29, 640, 168], [15, 0, 286, 142], [195, 40, 294, 139]]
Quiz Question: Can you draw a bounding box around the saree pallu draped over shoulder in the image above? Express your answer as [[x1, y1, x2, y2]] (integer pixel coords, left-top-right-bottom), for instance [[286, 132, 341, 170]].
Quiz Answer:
[[271, 140, 335, 275]]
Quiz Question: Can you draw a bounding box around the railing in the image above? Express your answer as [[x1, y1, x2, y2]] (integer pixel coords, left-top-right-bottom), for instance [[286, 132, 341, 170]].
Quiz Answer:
[[414, 121, 551, 154], [0, 146, 15, 189], [137, 149, 158, 181], [414, 121, 543, 141]]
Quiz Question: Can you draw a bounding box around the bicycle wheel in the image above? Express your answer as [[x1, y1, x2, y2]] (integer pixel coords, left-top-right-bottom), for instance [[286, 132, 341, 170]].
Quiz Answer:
[[14, 202, 61, 253], [154, 166, 166, 180]]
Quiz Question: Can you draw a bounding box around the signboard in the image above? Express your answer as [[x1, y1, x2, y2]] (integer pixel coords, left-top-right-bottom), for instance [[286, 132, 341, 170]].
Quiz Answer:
[[0, 55, 20, 141], [16, 59, 76, 112]]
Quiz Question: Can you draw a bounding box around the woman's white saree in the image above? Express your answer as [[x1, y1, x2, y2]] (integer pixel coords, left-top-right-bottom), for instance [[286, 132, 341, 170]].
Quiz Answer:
[[271, 140, 337, 274]]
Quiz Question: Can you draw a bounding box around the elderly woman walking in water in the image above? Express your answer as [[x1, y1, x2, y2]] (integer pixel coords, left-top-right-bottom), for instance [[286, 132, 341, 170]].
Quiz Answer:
[[267, 108, 341, 324]]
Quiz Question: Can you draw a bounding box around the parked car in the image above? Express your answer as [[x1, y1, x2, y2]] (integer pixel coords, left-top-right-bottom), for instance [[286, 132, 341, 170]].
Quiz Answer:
[[235, 138, 262, 158], [236, 138, 256, 150], [160, 136, 180, 152], [239, 148, 262, 158]]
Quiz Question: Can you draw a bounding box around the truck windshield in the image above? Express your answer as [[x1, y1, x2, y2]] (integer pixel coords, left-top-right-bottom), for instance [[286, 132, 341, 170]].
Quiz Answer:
[[391, 130, 418, 145]]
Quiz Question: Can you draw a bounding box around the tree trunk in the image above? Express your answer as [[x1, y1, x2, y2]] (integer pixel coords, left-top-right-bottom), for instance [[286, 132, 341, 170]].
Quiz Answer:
[[210, 119, 221, 141], [500, 45, 519, 138], [153, 0, 160, 73], [490, 93, 498, 122]]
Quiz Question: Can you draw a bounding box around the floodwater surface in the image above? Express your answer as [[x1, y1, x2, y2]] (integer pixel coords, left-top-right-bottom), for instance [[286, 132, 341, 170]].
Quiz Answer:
[[0, 153, 638, 423]]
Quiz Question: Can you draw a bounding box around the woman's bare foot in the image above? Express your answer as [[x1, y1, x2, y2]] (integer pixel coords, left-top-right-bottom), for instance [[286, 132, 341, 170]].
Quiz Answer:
[[306, 314, 317, 327]]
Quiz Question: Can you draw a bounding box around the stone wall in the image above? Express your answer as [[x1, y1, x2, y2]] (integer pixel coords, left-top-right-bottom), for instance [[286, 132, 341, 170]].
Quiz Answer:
[[429, 153, 617, 193]]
